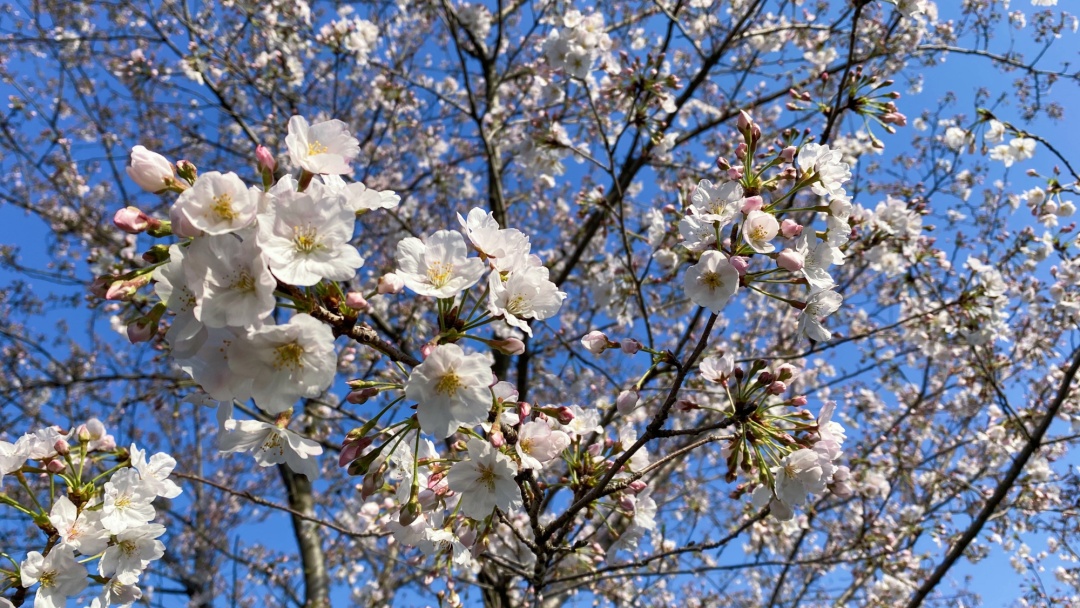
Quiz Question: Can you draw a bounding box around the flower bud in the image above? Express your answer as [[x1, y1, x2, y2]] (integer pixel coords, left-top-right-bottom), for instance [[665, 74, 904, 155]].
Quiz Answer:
[[420, 342, 436, 359], [53, 439, 70, 456], [780, 146, 797, 163], [880, 112, 907, 127], [255, 145, 277, 174], [346, 387, 379, 404], [126, 146, 177, 193], [338, 435, 374, 467], [616, 390, 639, 415], [740, 195, 763, 214], [581, 330, 613, 355], [628, 480, 648, 494], [76, 424, 92, 443], [587, 442, 603, 457], [113, 206, 160, 234], [729, 256, 750, 276], [345, 291, 369, 311], [735, 142, 748, 159], [791, 395, 808, 406], [737, 109, 754, 131], [490, 429, 506, 448], [553, 406, 575, 425], [518, 401, 532, 418], [378, 273, 405, 294], [398, 500, 422, 526], [776, 248, 805, 272], [491, 338, 526, 356], [126, 316, 157, 344], [767, 381, 787, 395], [46, 459, 66, 473], [619, 495, 636, 511], [90, 276, 114, 299], [106, 275, 152, 301], [620, 338, 642, 355], [175, 159, 198, 184], [780, 219, 804, 239], [716, 157, 731, 171], [727, 166, 744, 180]]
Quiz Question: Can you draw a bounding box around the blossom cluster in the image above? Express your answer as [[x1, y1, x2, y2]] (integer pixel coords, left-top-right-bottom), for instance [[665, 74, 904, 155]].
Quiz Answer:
[[0, 421, 179, 607]]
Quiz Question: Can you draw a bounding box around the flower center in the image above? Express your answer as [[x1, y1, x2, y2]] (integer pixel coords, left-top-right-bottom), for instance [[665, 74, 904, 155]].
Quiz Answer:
[[292, 225, 322, 254], [120, 539, 138, 556], [506, 294, 527, 316], [233, 271, 256, 293], [274, 341, 305, 371], [426, 261, 454, 288], [211, 193, 237, 221], [477, 463, 498, 490], [701, 271, 724, 290], [39, 569, 56, 589], [749, 224, 770, 241], [307, 141, 329, 156], [434, 371, 463, 397]]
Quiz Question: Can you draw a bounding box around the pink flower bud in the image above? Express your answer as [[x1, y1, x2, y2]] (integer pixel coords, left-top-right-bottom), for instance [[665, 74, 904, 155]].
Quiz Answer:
[[106, 275, 151, 301], [126, 317, 157, 343], [346, 387, 379, 404], [581, 330, 612, 355], [587, 442, 603, 457], [776, 248, 805, 272], [339, 436, 374, 467], [54, 440, 70, 456], [378, 273, 405, 294], [662, 203, 677, 213], [729, 256, 750, 275], [727, 167, 744, 180], [420, 342, 436, 359], [345, 291, 369, 311], [126, 145, 177, 193], [780, 219, 804, 238], [255, 145, 277, 173], [76, 424, 92, 443], [751, 124, 761, 142], [780, 146, 797, 163], [880, 112, 907, 127], [740, 195, 764, 214], [628, 480, 648, 494], [518, 401, 532, 418], [113, 207, 159, 234], [491, 338, 526, 356], [619, 495, 636, 511], [735, 143, 748, 159], [767, 381, 787, 395], [46, 460, 66, 473], [553, 406, 575, 425], [616, 390, 639, 415], [90, 276, 113, 299], [716, 157, 731, 170], [737, 109, 754, 131], [490, 430, 506, 448], [791, 395, 808, 406], [620, 338, 642, 355]]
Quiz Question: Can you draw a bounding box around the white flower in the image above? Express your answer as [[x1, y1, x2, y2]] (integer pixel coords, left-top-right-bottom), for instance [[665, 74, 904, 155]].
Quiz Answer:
[[773, 448, 826, 506], [257, 180, 364, 286], [487, 265, 566, 336], [285, 115, 360, 175], [985, 119, 1006, 143], [798, 289, 843, 342], [515, 421, 571, 470], [794, 233, 842, 291], [50, 495, 110, 555], [89, 578, 143, 608], [797, 143, 851, 197], [100, 468, 157, 534], [396, 230, 486, 298], [218, 419, 324, 479], [405, 343, 493, 438], [0, 439, 28, 485], [185, 234, 277, 328], [943, 126, 971, 151], [684, 250, 740, 313], [446, 437, 521, 519], [153, 244, 205, 359], [699, 353, 734, 382], [172, 172, 257, 235], [98, 523, 166, 585], [16, 427, 65, 461], [20, 547, 88, 608], [742, 210, 780, 253], [227, 313, 337, 415], [458, 208, 532, 270], [690, 179, 742, 226], [989, 137, 1037, 167], [126, 146, 176, 193], [319, 175, 400, 213], [176, 327, 253, 404], [678, 213, 717, 252], [130, 444, 182, 499]]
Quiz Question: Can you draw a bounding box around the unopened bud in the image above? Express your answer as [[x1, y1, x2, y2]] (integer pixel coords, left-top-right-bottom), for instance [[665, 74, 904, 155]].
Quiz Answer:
[[338, 435, 374, 467], [780, 219, 804, 238], [620, 338, 642, 355], [113, 207, 160, 234], [255, 145, 276, 173], [587, 442, 603, 457], [398, 500, 422, 526], [53, 440, 70, 456], [780, 146, 797, 163], [729, 256, 750, 276], [767, 381, 787, 395], [740, 195, 763, 214], [46, 460, 66, 473], [581, 330, 614, 355], [126, 145, 178, 193], [616, 390, 639, 415], [716, 157, 731, 171], [175, 159, 197, 184], [776, 248, 805, 272], [791, 395, 808, 406], [628, 480, 648, 494], [345, 291, 369, 311], [126, 317, 157, 344], [491, 338, 525, 356], [737, 109, 754, 131], [735, 142, 748, 159], [553, 406, 575, 425], [106, 275, 152, 301], [420, 342, 436, 359], [518, 401, 532, 418], [378, 273, 405, 294], [727, 166, 744, 180], [490, 429, 506, 448], [346, 387, 379, 404], [76, 424, 92, 443], [619, 495, 636, 511]]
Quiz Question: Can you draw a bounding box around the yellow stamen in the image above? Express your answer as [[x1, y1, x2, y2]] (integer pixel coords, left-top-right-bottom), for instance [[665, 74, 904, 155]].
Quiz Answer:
[[274, 342, 305, 371], [308, 141, 329, 156], [212, 193, 237, 221]]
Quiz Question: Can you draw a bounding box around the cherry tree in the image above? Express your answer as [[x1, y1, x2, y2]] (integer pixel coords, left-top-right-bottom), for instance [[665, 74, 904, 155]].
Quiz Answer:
[[0, 0, 1078, 606]]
